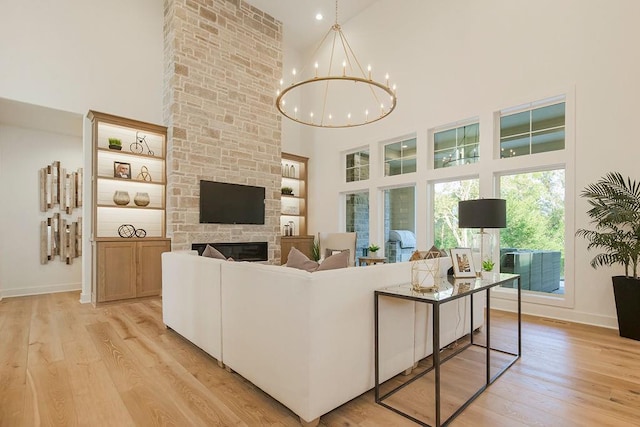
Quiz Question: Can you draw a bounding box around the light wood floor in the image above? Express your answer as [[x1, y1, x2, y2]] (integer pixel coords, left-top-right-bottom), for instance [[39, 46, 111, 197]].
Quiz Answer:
[[1, 292, 640, 426]]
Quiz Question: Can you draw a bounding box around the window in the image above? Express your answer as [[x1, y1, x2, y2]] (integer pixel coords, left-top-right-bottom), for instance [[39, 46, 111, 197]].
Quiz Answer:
[[346, 150, 369, 182], [384, 138, 416, 176], [383, 186, 416, 263], [433, 123, 479, 169], [500, 101, 565, 158], [433, 179, 480, 250], [499, 169, 565, 295], [346, 191, 369, 257]]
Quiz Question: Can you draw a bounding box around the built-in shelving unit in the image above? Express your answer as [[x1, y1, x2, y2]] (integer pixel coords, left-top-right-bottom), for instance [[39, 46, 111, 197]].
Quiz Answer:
[[281, 152, 308, 236], [88, 111, 170, 304], [281, 153, 313, 264]]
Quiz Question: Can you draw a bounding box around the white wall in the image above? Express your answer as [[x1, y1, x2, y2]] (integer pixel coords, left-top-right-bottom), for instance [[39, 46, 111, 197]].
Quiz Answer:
[[0, 0, 164, 123], [292, 0, 640, 328], [0, 124, 82, 297], [0, 0, 164, 302]]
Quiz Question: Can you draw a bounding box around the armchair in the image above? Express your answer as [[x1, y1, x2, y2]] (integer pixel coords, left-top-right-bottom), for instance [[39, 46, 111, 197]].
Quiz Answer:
[[318, 232, 357, 267]]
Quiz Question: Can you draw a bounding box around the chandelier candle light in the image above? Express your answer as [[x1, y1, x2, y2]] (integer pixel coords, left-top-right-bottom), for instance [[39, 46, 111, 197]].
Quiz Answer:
[[276, 0, 398, 128]]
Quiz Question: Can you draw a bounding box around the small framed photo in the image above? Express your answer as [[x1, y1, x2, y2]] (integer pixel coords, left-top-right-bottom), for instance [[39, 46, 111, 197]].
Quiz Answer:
[[114, 161, 131, 179], [450, 248, 476, 278]]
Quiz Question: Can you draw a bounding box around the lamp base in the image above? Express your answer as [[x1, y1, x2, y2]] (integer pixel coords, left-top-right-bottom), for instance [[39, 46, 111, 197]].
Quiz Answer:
[[471, 229, 494, 274]]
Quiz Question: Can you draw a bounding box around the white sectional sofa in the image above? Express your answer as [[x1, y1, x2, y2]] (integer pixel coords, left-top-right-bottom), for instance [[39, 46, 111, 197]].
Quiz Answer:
[[162, 251, 483, 426]]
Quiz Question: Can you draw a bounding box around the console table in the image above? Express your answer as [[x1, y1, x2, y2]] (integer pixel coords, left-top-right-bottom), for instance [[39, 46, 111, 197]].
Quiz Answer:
[[358, 256, 387, 266], [375, 273, 521, 426]]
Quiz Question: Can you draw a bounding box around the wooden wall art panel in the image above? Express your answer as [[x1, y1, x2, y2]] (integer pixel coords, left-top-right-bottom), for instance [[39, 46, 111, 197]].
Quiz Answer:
[[39, 161, 83, 265]]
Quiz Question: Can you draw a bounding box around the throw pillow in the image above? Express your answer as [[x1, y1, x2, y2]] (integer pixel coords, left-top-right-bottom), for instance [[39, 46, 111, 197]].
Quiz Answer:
[[317, 249, 349, 271], [286, 247, 319, 272], [324, 248, 350, 259], [202, 244, 226, 260]]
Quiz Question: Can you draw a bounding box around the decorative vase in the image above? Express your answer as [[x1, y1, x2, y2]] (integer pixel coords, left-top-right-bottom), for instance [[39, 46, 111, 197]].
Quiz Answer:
[[113, 191, 130, 206], [370, 251, 378, 257], [134, 192, 150, 207]]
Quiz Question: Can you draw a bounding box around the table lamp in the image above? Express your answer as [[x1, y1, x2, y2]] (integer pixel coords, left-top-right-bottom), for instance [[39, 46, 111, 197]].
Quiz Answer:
[[458, 199, 507, 276]]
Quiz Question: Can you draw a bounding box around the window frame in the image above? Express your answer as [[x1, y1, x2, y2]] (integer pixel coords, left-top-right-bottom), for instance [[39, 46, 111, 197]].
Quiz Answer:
[[345, 149, 370, 183], [433, 120, 480, 169], [383, 137, 417, 177]]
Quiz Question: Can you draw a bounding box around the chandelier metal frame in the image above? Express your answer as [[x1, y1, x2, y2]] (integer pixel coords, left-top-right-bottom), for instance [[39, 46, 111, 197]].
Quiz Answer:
[[276, 1, 397, 128]]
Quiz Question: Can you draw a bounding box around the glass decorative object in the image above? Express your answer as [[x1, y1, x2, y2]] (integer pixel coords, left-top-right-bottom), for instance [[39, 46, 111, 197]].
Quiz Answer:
[[134, 192, 150, 207], [113, 190, 130, 206], [411, 249, 442, 292]]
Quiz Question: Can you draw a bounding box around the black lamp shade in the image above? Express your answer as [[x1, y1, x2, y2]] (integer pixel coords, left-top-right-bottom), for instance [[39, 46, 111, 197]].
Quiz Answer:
[[458, 199, 507, 229]]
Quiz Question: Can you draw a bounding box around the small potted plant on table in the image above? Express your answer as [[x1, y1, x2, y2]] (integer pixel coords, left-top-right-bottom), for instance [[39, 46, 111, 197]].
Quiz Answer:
[[368, 244, 380, 257]]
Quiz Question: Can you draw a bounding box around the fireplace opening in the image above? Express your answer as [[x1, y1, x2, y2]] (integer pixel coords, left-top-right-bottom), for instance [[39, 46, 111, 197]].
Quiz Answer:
[[192, 242, 268, 262]]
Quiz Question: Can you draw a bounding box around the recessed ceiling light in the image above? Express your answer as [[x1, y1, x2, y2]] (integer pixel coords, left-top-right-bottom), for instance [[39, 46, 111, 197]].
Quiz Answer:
[[315, 13, 323, 21]]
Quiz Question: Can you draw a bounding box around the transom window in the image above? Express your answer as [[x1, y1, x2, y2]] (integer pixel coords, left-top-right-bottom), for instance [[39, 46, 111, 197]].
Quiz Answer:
[[346, 150, 370, 182], [384, 138, 416, 176], [500, 100, 565, 158], [433, 122, 479, 169]]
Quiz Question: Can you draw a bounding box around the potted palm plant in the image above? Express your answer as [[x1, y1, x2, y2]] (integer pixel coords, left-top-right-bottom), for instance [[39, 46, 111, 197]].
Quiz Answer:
[[576, 172, 640, 340]]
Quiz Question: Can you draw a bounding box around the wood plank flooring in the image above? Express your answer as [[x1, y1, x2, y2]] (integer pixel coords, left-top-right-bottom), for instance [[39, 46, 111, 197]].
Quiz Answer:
[[1, 292, 639, 426]]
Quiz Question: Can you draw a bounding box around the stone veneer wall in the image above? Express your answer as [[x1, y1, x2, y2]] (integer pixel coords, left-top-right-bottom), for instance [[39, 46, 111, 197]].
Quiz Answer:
[[163, 0, 283, 261]]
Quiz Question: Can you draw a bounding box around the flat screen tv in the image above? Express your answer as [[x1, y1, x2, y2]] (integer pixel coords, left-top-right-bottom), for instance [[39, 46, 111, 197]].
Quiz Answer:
[[199, 180, 265, 224]]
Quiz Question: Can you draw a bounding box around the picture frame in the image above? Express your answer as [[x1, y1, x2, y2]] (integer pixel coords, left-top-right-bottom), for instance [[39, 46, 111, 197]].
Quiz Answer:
[[114, 161, 131, 179], [452, 280, 473, 295], [450, 248, 476, 278]]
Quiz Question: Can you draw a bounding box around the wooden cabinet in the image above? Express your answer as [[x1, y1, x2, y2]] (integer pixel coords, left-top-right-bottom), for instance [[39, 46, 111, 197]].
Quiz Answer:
[[88, 111, 170, 304], [96, 240, 170, 302], [281, 235, 315, 264]]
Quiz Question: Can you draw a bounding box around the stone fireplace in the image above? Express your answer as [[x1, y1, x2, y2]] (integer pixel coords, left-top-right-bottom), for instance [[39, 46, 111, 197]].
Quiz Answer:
[[163, 0, 283, 262]]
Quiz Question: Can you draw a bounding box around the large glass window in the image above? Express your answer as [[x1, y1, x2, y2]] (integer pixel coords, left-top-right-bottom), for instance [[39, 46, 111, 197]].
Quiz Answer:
[[383, 186, 416, 263], [500, 102, 565, 158], [346, 150, 369, 182], [384, 138, 416, 176], [433, 179, 480, 250], [433, 123, 479, 169], [346, 191, 369, 257], [499, 169, 565, 294]]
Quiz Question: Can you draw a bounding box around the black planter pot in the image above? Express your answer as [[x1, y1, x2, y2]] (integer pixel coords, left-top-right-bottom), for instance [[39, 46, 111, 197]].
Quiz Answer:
[[108, 145, 122, 150], [612, 275, 640, 340]]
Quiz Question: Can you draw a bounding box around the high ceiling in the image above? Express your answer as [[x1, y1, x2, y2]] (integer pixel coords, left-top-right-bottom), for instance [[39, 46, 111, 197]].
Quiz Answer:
[[244, 0, 380, 51]]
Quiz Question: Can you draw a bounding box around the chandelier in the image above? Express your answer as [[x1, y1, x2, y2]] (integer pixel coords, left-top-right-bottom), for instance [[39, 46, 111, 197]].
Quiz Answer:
[[276, 0, 397, 128]]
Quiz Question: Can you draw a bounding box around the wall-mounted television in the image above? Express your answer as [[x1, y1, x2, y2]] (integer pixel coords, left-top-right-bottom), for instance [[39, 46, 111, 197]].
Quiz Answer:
[[199, 180, 265, 225]]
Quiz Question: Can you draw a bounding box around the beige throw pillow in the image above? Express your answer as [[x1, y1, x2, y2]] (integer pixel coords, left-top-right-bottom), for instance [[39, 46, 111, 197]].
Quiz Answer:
[[317, 249, 349, 271], [325, 248, 350, 260], [286, 247, 319, 272], [202, 244, 227, 260]]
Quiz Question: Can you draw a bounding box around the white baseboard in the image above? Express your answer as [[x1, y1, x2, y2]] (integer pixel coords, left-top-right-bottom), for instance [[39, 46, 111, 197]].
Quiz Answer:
[[1, 282, 81, 299], [79, 291, 92, 304], [491, 298, 618, 330]]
